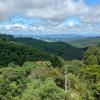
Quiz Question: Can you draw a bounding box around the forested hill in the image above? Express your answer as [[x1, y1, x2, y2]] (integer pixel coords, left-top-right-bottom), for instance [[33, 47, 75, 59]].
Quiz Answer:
[[0, 34, 85, 60], [0, 38, 51, 66], [69, 37, 100, 48]]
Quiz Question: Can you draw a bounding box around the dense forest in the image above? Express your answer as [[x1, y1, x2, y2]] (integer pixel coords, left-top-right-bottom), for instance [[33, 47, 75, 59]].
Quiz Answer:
[[0, 34, 85, 60], [0, 34, 100, 100]]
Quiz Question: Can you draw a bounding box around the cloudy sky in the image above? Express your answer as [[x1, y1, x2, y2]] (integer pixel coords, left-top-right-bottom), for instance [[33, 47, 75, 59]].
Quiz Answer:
[[0, 0, 100, 36]]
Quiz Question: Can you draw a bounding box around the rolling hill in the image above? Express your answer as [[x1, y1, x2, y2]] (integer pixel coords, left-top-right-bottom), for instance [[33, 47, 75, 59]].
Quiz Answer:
[[0, 37, 53, 66], [68, 37, 100, 48], [0, 34, 85, 60]]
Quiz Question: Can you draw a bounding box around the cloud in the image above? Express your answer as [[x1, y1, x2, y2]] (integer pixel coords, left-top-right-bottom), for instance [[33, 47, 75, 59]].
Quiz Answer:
[[80, 5, 100, 23], [0, 0, 89, 20], [0, 23, 28, 31], [0, 0, 100, 35]]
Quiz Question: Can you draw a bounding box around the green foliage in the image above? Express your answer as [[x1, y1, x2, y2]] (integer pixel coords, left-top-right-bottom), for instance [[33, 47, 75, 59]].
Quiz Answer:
[[14, 79, 41, 100], [62, 60, 84, 75], [13, 61, 65, 100], [15, 78, 65, 100], [0, 62, 36, 100], [39, 78, 65, 100], [92, 84, 100, 99], [85, 55, 98, 65], [66, 74, 94, 100], [81, 65, 100, 84], [49, 56, 64, 68], [81, 65, 100, 99], [84, 46, 100, 65]]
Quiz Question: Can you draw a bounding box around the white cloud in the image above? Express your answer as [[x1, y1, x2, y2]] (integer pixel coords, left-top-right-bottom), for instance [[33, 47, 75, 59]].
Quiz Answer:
[[80, 5, 100, 23], [0, 0, 89, 20], [0, 0, 100, 35], [0, 23, 28, 31]]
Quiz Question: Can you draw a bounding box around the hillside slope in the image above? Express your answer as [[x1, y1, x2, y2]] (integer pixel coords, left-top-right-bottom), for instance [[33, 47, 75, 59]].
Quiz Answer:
[[69, 37, 100, 48], [0, 34, 85, 60], [0, 37, 55, 66]]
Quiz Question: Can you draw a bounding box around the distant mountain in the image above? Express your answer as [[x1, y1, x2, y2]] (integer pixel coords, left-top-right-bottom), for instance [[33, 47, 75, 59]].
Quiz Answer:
[[4, 33, 86, 42], [2, 32, 100, 42], [29, 34, 85, 42], [0, 34, 85, 60], [68, 37, 100, 48], [13, 33, 100, 42]]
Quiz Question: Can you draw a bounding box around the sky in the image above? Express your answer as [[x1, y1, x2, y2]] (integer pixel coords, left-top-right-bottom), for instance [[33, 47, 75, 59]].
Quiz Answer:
[[0, 0, 100, 36]]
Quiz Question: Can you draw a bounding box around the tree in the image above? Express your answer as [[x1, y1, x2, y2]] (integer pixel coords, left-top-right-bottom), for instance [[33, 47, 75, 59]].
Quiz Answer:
[[39, 78, 65, 100], [50, 55, 64, 68], [84, 46, 100, 65], [85, 55, 98, 65], [81, 65, 100, 84]]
